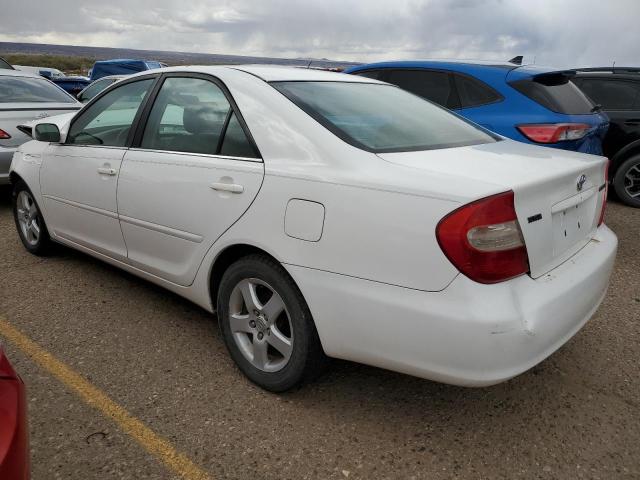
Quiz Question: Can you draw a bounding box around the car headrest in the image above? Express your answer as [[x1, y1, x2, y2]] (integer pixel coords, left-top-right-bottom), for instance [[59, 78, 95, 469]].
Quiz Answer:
[[183, 105, 226, 134]]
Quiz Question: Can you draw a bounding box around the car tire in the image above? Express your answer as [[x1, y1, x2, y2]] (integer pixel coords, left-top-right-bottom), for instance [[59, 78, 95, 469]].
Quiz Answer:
[[217, 254, 328, 392], [613, 154, 640, 208], [12, 181, 53, 255]]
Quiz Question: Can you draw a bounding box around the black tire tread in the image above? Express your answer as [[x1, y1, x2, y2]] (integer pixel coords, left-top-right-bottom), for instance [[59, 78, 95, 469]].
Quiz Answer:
[[613, 154, 640, 208], [217, 253, 328, 392], [12, 180, 54, 256]]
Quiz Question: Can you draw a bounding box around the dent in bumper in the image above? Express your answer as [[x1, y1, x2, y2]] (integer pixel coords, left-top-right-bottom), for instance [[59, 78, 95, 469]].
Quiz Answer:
[[286, 225, 618, 386]]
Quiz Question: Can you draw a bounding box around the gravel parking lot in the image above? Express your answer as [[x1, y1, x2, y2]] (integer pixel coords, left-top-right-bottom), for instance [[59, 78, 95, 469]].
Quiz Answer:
[[0, 185, 638, 480]]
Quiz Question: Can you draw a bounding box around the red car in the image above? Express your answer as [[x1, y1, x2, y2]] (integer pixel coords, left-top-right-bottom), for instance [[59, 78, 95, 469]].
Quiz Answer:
[[0, 347, 28, 479]]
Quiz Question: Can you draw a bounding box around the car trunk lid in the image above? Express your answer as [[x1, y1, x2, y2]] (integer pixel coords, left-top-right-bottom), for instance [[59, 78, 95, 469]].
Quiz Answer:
[[0, 103, 81, 147], [377, 140, 607, 279]]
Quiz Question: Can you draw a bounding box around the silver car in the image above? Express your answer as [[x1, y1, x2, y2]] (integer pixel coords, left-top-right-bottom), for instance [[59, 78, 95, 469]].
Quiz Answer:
[[0, 69, 81, 184], [76, 75, 128, 103]]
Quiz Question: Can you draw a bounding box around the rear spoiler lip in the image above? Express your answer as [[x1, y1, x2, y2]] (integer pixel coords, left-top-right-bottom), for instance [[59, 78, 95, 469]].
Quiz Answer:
[[506, 67, 578, 84]]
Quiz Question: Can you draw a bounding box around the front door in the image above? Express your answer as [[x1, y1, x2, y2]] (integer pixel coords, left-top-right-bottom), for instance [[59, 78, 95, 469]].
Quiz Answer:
[[40, 78, 156, 260], [117, 75, 264, 285]]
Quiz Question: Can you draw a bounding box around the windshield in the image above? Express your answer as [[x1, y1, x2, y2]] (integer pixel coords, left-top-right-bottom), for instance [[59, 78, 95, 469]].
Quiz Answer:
[[272, 81, 497, 153], [0, 76, 75, 103]]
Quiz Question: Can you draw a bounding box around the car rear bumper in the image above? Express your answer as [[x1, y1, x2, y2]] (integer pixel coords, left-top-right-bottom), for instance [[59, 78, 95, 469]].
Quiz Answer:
[[287, 224, 617, 386], [0, 376, 29, 479], [0, 147, 16, 185]]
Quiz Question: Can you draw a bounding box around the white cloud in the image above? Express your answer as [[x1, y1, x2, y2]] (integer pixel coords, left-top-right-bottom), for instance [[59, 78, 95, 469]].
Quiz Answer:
[[0, 0, 638, 66]]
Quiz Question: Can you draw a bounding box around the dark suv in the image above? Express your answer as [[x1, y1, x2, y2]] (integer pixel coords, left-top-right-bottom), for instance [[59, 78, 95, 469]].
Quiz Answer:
[[573, 68, 640, 207]]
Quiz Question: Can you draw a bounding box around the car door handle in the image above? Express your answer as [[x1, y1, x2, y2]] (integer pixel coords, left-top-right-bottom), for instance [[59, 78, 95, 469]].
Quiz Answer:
[[97, 167, 117, 176], [210, 182, 244, 193]]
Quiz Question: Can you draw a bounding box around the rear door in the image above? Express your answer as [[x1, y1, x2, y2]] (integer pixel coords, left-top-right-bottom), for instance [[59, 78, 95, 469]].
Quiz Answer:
[[118, 74, 264, 286]]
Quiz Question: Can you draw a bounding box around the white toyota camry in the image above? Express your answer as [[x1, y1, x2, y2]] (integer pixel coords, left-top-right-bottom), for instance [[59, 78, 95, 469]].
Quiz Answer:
[[9, 66, 617, 391]]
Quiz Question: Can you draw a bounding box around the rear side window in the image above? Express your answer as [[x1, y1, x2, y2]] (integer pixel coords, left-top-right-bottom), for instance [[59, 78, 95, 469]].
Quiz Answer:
[[0, 76, 75, 103], [385, 70, 459, 109], [273, 81, 496, 153], [510, 74, 594, 114], [577, 78, 640, 110], [453, 74, 502, 108], [140, 77, 258, 158], [353, 70, 384, 80], [220, 113, 256, 158]]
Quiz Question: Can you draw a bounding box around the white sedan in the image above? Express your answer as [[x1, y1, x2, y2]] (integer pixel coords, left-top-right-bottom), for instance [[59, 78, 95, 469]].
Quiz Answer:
[[9, 66, 617, 391]]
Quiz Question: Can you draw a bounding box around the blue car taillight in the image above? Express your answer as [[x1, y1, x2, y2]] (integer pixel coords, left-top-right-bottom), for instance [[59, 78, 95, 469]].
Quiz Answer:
[[516, 123, 591, 143]]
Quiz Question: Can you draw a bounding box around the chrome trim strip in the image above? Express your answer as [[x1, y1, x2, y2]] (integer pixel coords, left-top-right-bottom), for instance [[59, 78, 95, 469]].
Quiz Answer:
[[54, 144, 128, 151], [119, 214, 203, 243], [43, 195, 118, 219], [0, 107, 80, 112], [127, 147, 263, 163]]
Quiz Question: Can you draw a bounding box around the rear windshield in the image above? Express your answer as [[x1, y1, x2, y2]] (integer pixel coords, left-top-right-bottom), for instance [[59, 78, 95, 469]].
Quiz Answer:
[[272, 81, 497, 153], [0, 76, 75, 103], [510, 74, 594, 114]]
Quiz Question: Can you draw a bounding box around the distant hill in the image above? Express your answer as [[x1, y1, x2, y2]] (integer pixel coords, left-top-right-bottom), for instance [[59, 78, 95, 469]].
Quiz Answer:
[[0, 42, 359, 70]]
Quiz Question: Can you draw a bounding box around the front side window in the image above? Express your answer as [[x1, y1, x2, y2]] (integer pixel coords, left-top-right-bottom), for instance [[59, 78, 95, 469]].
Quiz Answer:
[[385, 70, 459, 109], [578, 78, 640, 110], [0, 76, 75, 103], [140, 77, 257, 157], [67, 78, 154, 147], [273, 81, 497, 153]]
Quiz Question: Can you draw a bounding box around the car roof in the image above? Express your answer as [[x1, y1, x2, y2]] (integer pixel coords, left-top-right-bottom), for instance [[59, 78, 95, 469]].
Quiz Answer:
[[574, 67, 640, 79], [94, 75, 129, 81], [132, 64, 382, 83], [346, 60, 573, 81], [0, 68, 50, 79]]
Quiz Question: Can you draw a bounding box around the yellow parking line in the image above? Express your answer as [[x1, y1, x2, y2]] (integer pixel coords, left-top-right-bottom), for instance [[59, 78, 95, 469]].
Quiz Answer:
[[0, 316, 212, 480]]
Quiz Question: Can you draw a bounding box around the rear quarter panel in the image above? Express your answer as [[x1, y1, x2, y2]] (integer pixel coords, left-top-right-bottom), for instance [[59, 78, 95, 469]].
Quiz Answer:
[[196, 69, 512, 293]]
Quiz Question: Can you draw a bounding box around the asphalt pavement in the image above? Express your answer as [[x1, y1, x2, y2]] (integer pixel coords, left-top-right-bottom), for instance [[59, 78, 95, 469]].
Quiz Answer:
[[0, 185, 638, 480]]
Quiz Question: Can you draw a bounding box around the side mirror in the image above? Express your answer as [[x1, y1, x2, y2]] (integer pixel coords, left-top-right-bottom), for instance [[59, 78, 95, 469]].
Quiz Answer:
[[34, 123, 61, 143]]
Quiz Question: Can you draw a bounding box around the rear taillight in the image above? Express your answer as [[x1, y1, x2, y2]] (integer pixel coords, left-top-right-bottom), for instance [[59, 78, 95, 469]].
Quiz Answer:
[[0, 128, 11, 139], [598, 160, 609, 226], [436, 191, 529, 284], [517, 123, 591, 143]]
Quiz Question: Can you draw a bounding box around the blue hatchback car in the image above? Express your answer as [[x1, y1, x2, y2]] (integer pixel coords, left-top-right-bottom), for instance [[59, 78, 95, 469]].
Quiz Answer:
[[345, 60, 609, 154]]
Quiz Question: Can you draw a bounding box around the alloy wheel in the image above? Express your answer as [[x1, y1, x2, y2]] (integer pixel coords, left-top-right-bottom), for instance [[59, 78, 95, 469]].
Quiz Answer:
[[624, 163, 640, 199], [228, 278, 293, 372], [16, 190, 41, 246]]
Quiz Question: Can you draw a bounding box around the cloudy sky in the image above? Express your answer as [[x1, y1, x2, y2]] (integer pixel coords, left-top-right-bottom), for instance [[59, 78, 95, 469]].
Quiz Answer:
[[1, 0, 638, 66]]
